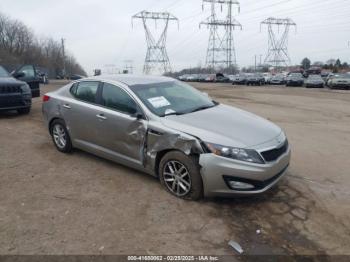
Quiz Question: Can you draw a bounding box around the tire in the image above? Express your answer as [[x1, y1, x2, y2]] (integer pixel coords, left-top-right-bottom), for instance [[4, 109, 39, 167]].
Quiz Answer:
[[17, 107, 31, 115], [159, 151, 203, 200], [50, 119, 73, 153]]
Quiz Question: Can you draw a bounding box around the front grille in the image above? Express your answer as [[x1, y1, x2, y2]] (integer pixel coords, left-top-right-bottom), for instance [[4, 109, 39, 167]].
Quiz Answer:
[[0, 86, 22, 94], [261, 139, 289, 162]]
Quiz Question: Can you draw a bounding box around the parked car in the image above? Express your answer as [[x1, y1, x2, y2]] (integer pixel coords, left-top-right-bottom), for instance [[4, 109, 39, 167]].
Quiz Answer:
[[286, 73, 304, 87], [262, 73, 272, 84], [198, 74, 209, 82], [232, 74, 247, 85], [246, 74, 265, 86], [0, 65, 32, 114], [204, 74, 216, 82], [305, 75, 325, 88], [328, 74, 350, 90], [11, 64, 41, 97], [214, 73, 230, 83], [69, 74, 84, 80], [270, 75, 286, 85], [42, 75, 291, 200]]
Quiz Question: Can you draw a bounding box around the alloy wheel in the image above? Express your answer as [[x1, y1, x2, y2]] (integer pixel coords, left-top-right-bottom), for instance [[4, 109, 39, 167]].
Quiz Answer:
[[163, 161, 192, 197], [52, 124, 67, 149]]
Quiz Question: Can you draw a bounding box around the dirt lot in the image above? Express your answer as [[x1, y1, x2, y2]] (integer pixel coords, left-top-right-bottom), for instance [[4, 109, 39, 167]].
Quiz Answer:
[[0, 80, 350, 257]]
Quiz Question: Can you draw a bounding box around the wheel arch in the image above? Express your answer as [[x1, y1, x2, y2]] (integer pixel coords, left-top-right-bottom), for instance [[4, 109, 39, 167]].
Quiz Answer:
[[154, 149, 201, 178], [48, 117, 66, 134]]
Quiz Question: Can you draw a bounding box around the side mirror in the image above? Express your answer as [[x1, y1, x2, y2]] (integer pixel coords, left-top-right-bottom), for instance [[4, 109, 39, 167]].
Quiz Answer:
[[133, 112, 144, 120], [13, 72, 25, 78]]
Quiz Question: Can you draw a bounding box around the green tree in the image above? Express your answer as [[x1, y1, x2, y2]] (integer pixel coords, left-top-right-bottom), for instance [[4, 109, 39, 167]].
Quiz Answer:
[[335, 59, 342, 68], [301, 58, 311, 70]]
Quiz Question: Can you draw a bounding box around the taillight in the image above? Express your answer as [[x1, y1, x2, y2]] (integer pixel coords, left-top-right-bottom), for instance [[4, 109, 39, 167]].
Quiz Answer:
[[43, 95, 50, 102]]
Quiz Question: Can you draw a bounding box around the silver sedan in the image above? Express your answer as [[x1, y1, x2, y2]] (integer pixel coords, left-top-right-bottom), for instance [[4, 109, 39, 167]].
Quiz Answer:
[[42, 75, 291, 200]]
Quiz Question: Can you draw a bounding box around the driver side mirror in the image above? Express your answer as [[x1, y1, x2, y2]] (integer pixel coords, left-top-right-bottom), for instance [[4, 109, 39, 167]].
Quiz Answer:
[[13, 72, 25, 78]]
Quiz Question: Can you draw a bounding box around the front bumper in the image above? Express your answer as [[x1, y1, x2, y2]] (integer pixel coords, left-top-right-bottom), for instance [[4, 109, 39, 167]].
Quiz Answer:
[[287, 81, 303, 86], [199, 147, 291, 197], [306, 83, 324, 88], [0, 94, 32, 111]]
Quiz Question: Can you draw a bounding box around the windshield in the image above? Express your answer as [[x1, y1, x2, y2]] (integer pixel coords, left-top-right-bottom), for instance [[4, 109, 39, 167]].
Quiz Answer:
[[289, 73, 303, 78], [0, 66, 10, 77], [130, 81, 216, 117]]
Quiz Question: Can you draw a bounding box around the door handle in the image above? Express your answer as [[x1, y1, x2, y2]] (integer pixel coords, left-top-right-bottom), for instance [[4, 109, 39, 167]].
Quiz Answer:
[[63, 104, 71, 109], [96, 114, 107, 120]]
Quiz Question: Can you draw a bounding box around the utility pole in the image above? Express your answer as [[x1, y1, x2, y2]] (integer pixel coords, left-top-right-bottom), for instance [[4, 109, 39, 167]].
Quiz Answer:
[[132, 11, 179, 75], [61, 38, 66, 79], [261, 17, 296, 70], [254, 55, 257, 72], [200, 0, 242, 73], [124, 60, 134, 74]]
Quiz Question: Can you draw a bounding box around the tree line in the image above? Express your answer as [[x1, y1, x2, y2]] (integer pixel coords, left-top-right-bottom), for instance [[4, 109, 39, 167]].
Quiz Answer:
[[0, 12, 86, 77], [301, 58, 349, 73]]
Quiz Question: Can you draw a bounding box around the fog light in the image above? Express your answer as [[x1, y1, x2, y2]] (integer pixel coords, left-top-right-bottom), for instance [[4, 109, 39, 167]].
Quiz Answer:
[[228, 181, 255, 190]]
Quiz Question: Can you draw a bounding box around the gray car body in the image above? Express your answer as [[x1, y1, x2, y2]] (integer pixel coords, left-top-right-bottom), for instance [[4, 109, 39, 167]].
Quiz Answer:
[[42, 75, 291, 197]]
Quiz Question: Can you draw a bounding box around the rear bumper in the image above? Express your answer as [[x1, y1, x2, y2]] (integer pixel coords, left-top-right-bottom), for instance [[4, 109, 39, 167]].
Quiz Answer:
[[199, 148, 291, 197]]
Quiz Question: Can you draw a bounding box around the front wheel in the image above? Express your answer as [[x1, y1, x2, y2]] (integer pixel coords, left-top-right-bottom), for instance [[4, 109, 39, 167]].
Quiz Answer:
[[159, 151, 203, 200]]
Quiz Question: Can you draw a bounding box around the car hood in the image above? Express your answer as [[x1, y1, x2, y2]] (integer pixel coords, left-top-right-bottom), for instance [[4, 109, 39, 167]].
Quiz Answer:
[[0, 77, 25, 86], [160, 104, 282, 148]]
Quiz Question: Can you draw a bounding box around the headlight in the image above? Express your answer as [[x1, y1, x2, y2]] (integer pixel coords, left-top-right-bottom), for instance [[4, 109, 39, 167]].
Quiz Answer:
[[205, 142, 265, 164], [20, 84, 31, 95]]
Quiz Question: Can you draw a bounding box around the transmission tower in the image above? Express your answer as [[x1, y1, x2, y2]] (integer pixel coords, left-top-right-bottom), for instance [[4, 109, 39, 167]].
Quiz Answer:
[[132, 11, 178, 75], [200, 0, 242, 72], [261, 17, 297, 68]]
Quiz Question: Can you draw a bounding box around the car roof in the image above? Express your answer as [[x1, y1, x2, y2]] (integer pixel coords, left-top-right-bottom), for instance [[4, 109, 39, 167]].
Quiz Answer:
[[84, 74, 173, 87]]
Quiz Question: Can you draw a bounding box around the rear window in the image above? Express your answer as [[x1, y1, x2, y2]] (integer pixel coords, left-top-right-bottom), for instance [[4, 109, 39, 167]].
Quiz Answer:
[[72, 81, 99, 103]]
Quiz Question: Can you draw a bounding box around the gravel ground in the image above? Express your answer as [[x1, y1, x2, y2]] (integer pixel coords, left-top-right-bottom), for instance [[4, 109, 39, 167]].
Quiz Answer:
[[0, 80, 349, 257]]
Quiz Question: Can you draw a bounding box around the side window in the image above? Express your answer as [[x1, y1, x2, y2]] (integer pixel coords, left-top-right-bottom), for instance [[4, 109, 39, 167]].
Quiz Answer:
[[101, 83, 138, 115], [70, 83, 78, 95], [18, 65, 35, 78], [74, 81, 99, 103]]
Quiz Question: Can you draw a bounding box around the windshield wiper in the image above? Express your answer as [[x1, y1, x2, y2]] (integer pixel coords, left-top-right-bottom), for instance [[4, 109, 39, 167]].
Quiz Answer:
[[160, 111, 185, 117], [188, 104, 216, 114]]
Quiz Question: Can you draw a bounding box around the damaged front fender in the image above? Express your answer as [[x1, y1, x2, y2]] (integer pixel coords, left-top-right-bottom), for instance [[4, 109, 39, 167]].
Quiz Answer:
[[143, 128, 204, 175]]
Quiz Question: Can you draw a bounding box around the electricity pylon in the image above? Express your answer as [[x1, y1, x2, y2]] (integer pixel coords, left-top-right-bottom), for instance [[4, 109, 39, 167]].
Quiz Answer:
[[261, 17, 297, 68], [132, 11, 178, 75], [200, 0, 242, 72]]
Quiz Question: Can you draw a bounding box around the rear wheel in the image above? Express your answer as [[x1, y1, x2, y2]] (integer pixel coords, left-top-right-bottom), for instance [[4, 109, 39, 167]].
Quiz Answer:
[[50, 119, 73, 153], [159, 151, 203, 200]]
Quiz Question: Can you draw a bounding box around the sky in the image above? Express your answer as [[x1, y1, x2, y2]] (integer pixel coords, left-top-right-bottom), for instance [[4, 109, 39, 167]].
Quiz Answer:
[[0, 0, 349, 75]]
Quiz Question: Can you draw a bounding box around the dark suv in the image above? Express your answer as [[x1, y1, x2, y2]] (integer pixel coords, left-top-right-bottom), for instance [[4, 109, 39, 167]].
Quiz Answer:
[[0, 66, 32, 114]]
